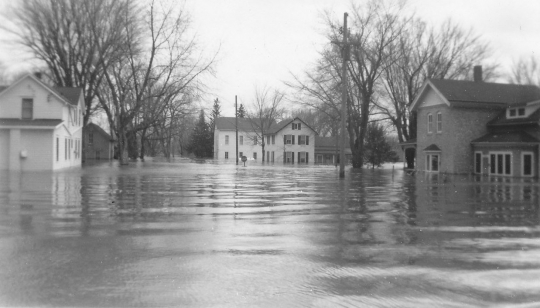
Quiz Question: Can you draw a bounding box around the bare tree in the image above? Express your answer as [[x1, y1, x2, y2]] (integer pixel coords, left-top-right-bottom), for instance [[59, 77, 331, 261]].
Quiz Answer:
[[328, 0, 409, 168], [97, 0, 216, 164], [6, 0, 131, 124], [247, 86, 285, 162], [508, 56, 540, 86], [378, 19, 496, 143]]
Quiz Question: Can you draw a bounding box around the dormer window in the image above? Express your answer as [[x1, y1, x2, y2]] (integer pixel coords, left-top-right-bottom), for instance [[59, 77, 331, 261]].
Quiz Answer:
[[292, 123, 301, 130], [508, 107, 526, 118]]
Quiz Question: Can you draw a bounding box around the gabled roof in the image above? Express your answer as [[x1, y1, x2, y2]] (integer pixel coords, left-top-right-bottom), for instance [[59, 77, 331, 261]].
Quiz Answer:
[[214, 117, 256, 131], [54, 87, 83, 106], [0, 74, 82, 107], [471, 131, 540, 144], [487, 108, 540, 127], [266, 117, 317, 135], [85, 123, 113, 140], [424, 144, 441, 151], [0, 118, 62, 127], [411, 79, 540, 110]]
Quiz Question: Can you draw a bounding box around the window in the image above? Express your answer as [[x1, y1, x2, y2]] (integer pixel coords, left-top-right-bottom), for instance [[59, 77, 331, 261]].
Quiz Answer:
[[489, 152, 512, 176], [239, 136, 243, 145], [426, 154, 439, 172], [436, 112, 442, 133], [298, 151, 308, 163], [253, 152, 257, 160], [225, 152, 229, 159], [427, 113, 433, 133], [271, 151, 274, 162], [267, 136, 270, 145], [285, 135, 293, 144], [298, 135, 310, 145], [266, 151, 269, 161], [253, 137, 257, 145], [22, 98, 33, 119], [89, 132, 94, 144], [508, 107, 526, 118], [225, 135, 229, 145], [285, 151, 293, 163], [239, 152, 243, 158], [271, 135, 275, 145], [522, 152, 533, 177], [475, 152, 482, 174]]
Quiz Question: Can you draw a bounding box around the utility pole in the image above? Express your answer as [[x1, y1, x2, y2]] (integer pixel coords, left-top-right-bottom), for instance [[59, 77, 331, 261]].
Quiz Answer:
[[235, 95, 239, 165], [339, 12, 348, 178]]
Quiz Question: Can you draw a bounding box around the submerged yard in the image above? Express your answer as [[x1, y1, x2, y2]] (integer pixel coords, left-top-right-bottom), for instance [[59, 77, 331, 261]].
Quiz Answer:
[[0, 158, 538, 307]]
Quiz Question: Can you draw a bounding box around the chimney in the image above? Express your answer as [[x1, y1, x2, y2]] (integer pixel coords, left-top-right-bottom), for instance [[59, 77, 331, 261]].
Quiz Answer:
[[473, 65, 482, 82], [34, 72, 42, 80]]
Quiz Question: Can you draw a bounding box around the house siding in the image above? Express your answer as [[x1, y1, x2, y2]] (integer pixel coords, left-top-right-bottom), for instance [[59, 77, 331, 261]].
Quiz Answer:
[[0, 75, 83, 171], [215, 129, 260, 160], [265, 119, 316, 164]]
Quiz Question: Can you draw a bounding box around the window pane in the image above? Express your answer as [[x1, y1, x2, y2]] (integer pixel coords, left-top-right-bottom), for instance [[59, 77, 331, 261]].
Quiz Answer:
[[509, 109, 516, 117], [490, 154, 496, 173], [475, 153, 481, 173], [518, 108, 525, 116], [432, 155, 439, 171], [497, 154, 503, 174], [524, 154, 532, 175], [505, 154, 511, 175]]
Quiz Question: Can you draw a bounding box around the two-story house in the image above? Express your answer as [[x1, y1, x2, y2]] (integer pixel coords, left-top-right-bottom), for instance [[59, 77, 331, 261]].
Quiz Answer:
[[0, 74, 84, 171], [214, 117, 261, 160], [264, 117, 317, 164], [407, 67, 540, 177]]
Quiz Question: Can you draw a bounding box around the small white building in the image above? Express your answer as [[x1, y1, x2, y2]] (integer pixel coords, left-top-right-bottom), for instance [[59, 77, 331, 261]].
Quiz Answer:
[[0, 74, 84, 171], [264, 117, 317, 164]]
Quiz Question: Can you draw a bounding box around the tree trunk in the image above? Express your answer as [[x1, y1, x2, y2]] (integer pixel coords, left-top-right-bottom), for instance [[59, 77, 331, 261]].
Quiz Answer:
[[140, 128, 147, 161]]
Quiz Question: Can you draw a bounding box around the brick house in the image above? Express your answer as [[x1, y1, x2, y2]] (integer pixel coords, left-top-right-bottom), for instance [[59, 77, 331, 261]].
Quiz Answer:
[[0, 74, 84, 171], [406, 67, 540, 177]]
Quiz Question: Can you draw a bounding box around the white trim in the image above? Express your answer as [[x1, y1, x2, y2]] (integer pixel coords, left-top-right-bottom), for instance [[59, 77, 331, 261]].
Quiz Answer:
[[436, 112, 442, 133], [427, 113, 433, 134], [410, 81, 452, 111], [488, 151, 513, 176], [521, 151, 534, 177]]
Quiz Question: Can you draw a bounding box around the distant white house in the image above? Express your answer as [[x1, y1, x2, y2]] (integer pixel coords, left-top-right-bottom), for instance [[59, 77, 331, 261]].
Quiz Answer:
[[0, 74, 84, 171], [264, 117, 317, 164], [214, 117, 260, 160]]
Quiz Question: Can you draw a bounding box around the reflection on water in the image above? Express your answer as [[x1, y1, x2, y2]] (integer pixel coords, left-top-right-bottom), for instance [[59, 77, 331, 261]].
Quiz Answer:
[[0, 158, 539, 307]]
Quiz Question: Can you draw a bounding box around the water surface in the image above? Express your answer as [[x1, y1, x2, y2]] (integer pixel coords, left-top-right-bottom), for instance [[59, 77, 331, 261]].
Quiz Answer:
[[0, 159, 539, 307]]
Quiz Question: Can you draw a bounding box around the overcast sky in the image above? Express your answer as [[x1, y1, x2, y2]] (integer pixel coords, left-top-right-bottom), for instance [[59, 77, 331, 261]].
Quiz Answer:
[[1, 0, 539, 117]]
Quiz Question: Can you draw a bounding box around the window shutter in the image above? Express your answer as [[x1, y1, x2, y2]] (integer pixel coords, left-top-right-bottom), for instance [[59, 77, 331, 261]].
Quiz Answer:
[[283, 135, 286, 144], [306, 136, 309, 145], [306, 152, 309, 163], [292, 135, 295, 145], [292, 152, 294, 163], [283, 151, 286, 163], [298, 152, 300, 163], [298, 123, 301, 130], [292, 123, 295, 130]]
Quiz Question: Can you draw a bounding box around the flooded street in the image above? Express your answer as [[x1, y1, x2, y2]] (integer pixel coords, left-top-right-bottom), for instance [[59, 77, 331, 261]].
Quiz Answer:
[[0, 159, 539, 307]]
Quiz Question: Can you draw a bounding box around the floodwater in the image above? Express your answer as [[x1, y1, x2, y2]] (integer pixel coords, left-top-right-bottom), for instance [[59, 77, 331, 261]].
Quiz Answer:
[[0, 159, 539, 307]]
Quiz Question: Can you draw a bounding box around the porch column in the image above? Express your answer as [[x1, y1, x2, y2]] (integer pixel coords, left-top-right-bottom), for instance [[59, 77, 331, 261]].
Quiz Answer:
[[9, 129, 21, 171]]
